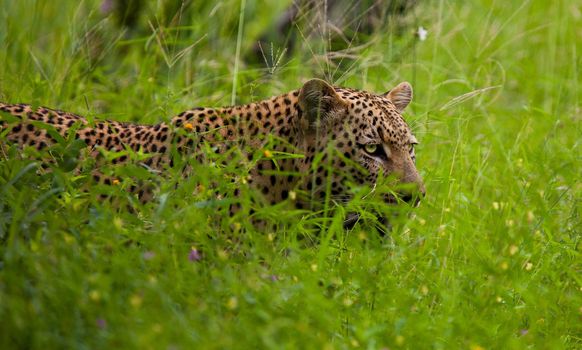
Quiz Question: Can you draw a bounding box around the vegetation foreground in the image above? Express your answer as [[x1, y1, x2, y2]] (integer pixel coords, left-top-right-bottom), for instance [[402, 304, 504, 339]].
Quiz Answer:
[[0, 0, 580, 348]]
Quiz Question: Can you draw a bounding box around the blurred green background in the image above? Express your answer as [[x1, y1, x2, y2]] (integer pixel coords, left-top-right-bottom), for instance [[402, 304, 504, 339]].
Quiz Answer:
[[0, 0, 580, 348]]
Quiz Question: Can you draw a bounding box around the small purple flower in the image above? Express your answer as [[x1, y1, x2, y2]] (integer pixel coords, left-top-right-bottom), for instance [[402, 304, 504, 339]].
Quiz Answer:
[[100, 0, 114, 14], [270, 275, 278, 282], [188, 248, 201, 262], [142, 251, 155, 261], [96, 318, 107, 329], [519, 329, 529, 336]]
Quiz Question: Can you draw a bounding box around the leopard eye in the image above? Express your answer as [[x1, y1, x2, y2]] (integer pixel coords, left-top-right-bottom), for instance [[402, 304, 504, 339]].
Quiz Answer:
[[364, 144, 378, 154], [362, 143, 389, 159]]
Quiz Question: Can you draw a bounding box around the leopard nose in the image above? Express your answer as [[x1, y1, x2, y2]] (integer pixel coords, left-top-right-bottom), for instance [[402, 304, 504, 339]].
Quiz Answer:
[[418, 184, 426, 198], [401, 193, 414, 202], [399, 193, 422, 206]]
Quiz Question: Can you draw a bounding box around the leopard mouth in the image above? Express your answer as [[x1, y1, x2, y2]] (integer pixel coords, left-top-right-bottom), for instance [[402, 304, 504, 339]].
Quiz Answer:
[[343, 212, 361, 229], [343, 213, 391, 235], [319, 188, 424, 232], [340, 193, 418, 231]]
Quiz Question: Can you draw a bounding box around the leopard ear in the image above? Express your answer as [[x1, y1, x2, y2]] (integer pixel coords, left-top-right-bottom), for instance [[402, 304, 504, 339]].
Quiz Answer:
[[298, 79, 346, 130], [385, 82, 413, 112]]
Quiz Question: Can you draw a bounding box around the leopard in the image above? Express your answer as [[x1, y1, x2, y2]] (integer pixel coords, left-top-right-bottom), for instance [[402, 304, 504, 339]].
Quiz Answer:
[[0, 79, 425, 224]]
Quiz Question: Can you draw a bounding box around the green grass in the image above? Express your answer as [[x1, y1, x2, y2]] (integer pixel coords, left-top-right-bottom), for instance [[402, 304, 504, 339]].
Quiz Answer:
[[0, 0, 580, 348]]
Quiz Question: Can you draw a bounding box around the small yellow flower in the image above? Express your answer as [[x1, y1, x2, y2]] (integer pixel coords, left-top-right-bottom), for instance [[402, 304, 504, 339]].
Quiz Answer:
[[470, 345, 485, 350], [310, 263, 318, 272], [63, 233, 75, 244], [289, 191, 296, 200], [184, 123, 194, 131], [509, 245, 519, 256], [89, 290, 101, 302], [152, 323, 162, 333], [267, 233, 274, 242], [492, 202, 500, 210], [112, 179, 120, 185], [226, 296, 238, 310], [130, 294, 143, 308], [263, 149, 272, 158], [524, 262, 533, 271], [438, 225, 446, 237], [113, 217, 123, 230], [420, 285, 429, 295], [217, 249, 228, 261], [358, 231, 367, 241], [343, 298, 354, 307], [500, 261, 509, 270], [527, 211, 535, 223], [395, 335, 405, 346]]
